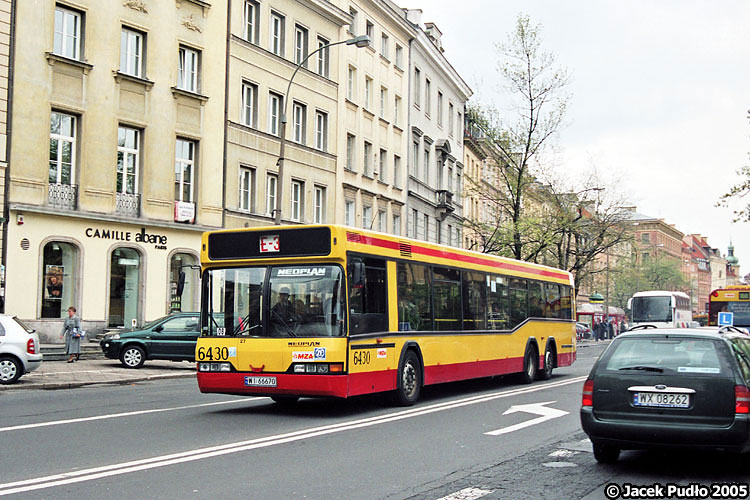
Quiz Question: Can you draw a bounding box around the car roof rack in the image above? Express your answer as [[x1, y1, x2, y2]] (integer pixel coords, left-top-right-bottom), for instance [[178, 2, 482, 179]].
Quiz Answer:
[[719, 326, 749, 335], [626, 324, 658, 331]]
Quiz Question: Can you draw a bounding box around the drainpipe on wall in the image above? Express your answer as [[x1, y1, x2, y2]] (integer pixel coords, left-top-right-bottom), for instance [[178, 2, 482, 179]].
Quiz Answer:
[[1, 0, 17, 314]]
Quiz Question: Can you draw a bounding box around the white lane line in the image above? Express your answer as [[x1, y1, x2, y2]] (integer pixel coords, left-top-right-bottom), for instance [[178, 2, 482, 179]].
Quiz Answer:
[[0, 398, 261, 433], [0, 376, 587, 496], [436, 487, 493, 500]]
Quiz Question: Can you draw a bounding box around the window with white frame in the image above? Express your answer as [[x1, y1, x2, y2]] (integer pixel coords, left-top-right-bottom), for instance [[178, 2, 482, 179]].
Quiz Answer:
[[457, 111, 463, 137], [120, 28, 143, 78], [363, 141, 372, 177], [177, 46, 199, 92], [346, 133, 356, 171], [425, 78, 431, 116], [244, 1, 259, 43], [347, 66, 356, 101], [381, 33, 389, 59], [377, 210, 386, 232], [437, 91, 444, 127], [437, 219, 442, 244], [348, 7, 358, 35], [345, 199, 355, 226], [49, 111, 76, 186], [423, 147, 430, 184], [411, 140, 419, 176], [268, 92, 282, 136], [364, 77, 372, 110], [266, 174, 277, 216], [362, 205, 372, 229], [315, 111, 328, 151], [448, 102, 454, 137], [414, 67, 421, 106], [313, 185, 326, 223], [378, 149, 387, 182], [290, 180, 303, 221], [411, 209, 418, 238], [270, 11, 284, 56], [365, 20, 374, 42], [239, 166, 256, 211], [54, 5, 82, 60], [174, 138, 196, 202], [393, 154, 401, 188], [423, 214, 429, 240], [395, 44, 403, 68], [116, 126, 139, 194], [294, 24, 308, 66], [292, 101, 306, 144], [241, 81, 257, 127], [394, 95, 401, 126], [317, 36, 329, 77], [393, 214, 401, 236], [379, 86, 386, 118]]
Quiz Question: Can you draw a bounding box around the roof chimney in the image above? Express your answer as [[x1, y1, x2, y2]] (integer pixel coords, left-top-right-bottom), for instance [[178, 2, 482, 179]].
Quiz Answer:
[[423, 22, 444, 52], [404, 8, 422, 27]]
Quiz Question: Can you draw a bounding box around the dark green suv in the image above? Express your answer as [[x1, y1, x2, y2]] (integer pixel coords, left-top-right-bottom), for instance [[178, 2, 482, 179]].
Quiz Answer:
[[100, 313, 200, 368]]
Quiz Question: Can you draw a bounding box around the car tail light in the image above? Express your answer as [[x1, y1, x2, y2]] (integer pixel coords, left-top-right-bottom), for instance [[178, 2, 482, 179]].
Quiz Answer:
[[27, 338, 36, 354], [582, 379, 594, 407], [735, 385, 750, 414]]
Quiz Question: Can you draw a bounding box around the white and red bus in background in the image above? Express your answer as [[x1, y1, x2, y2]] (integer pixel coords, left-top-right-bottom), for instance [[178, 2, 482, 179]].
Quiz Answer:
[[627, 291, 692, 329]]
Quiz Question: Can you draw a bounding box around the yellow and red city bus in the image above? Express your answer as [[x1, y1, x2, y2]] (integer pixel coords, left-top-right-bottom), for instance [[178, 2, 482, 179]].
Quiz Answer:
[[195, 225, 576, 405], [708, 285, 750, 327]]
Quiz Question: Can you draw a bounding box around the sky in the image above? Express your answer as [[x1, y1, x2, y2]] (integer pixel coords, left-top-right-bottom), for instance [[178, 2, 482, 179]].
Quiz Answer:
[[412, 0, 750, 273]]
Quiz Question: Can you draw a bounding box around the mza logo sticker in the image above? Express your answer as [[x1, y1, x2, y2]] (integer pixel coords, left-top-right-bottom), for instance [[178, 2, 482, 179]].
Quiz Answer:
[[314, 347, 327, 360], [292, 351, 314, 361], [376, 348, 387, 359]]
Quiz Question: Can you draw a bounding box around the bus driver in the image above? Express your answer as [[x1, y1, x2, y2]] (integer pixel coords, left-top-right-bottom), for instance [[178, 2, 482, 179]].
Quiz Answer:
[[271, 286, 301, 335]]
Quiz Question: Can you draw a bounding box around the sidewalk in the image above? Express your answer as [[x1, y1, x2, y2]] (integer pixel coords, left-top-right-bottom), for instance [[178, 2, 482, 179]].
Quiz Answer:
[[1, 358, 197, 391]]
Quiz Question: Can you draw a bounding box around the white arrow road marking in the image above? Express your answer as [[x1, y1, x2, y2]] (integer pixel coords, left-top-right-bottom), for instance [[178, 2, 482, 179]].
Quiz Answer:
[[485, 400, 569, 436], [436, 487, 493, 500]]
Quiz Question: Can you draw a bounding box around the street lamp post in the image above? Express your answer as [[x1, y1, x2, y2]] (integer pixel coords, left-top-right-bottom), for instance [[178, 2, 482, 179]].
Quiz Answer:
[[273, 34, 370, 225]]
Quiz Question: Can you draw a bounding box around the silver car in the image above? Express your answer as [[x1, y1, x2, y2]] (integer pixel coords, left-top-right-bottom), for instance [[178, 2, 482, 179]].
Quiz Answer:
[[0, 315, 43, 384]]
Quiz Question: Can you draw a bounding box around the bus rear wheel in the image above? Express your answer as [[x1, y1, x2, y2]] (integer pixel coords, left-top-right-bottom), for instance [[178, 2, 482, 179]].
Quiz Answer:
[[519, 345, 538, 384], [537, 344, 554, 380], [393, 350, 422, 406]]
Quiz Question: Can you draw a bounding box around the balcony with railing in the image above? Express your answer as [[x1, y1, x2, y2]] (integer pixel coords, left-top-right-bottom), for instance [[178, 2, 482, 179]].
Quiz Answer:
[[116, 192, 141, 217], [47, 183, 78, 210], [436, 189, 455, 220]]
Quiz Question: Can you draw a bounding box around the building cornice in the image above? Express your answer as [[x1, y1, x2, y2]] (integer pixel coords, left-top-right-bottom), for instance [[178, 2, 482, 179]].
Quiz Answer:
[[410, 30, 472, 99], [296, 0, 352, 27]]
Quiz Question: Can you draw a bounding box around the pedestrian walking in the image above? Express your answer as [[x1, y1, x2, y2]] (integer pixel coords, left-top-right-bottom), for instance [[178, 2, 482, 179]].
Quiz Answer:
[[607, 320, 614, 339], [61, 306, 82, 363]]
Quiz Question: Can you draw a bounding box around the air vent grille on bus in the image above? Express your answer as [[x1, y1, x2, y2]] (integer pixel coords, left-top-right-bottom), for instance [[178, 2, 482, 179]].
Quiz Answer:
[[346, 231, 361, 243], [399, 242, 412, 257]]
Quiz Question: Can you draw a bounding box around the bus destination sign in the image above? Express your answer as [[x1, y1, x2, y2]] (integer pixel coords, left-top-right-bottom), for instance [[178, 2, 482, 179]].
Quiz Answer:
[[207, 227, 332, 260], [259, 234, 280, 253]]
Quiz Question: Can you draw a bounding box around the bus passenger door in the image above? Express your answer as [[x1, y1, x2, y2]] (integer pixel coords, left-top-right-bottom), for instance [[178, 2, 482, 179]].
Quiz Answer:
[[348, 257, 387, 335]]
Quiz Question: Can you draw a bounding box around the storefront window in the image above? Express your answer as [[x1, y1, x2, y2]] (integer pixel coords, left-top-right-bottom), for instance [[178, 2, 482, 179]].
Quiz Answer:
[[170, 253, 199, 312], [108, 247, 141, 327], [40, 241, 78, 318]]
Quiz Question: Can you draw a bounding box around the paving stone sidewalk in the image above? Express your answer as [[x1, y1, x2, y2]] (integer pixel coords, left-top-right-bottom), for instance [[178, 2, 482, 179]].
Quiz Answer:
[[1, 358, 196, 391]]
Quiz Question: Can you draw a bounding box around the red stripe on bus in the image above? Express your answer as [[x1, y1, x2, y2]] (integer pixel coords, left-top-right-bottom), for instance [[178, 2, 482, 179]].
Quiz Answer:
[[353, 234, 570, 281], [197, 372, 349, 398]]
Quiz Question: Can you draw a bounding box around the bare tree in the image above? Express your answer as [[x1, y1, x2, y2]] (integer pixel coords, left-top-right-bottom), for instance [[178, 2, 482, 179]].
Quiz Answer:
[[717, 109, 750, 221], [463, 14, 569, 261]]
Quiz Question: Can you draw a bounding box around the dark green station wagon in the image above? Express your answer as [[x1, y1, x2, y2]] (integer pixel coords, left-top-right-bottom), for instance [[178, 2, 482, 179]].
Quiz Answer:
[[100, 313, 200, 368]]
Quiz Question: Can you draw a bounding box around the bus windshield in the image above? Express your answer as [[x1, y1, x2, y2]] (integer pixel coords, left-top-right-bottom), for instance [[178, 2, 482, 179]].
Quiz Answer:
[[709, 301, 750, 327], [203, 265, 345, 338], [631, 296, 672, 323]]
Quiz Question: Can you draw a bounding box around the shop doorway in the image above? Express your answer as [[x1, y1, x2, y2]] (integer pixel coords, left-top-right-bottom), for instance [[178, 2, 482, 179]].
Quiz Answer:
[[108, 247, 141, 327], [170, 253, 199, 312]]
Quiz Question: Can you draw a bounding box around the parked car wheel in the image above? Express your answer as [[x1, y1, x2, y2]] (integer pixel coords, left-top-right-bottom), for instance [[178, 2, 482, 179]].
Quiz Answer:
[[0, 356, 22, 384], [120, 345, 146, 369]]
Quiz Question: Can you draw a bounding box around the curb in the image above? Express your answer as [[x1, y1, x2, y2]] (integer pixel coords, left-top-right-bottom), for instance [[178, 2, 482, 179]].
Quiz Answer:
[[2, 371, 196, 391]]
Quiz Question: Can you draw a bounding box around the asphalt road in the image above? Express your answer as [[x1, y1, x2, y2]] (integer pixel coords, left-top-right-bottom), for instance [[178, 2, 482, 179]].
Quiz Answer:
[[3, 344, 748, 500]]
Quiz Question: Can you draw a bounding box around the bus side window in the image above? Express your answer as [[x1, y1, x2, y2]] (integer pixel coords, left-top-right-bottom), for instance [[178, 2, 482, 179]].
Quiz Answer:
[[487, 275, 508, 330], [462, 271, 486, 330], [349, 257, 387, 335], [545, 283, 561, 319], [560, 286, 572, 320], [528, 281, 544, 318], [433, 266, 461, 331], [509, 278, 528, 328], [397, 262, 432, 331]]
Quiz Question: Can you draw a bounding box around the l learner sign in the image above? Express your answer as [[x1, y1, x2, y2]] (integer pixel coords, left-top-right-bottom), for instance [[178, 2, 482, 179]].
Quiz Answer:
[[718, 312, 734, 326]]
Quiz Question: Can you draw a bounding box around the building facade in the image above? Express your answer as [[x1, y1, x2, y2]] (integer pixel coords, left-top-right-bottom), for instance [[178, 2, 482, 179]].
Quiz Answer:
[[332, 0, 413, 235], [404, 9, 471, 246], [625, 208, 684, 265], [7, 0, 227, 340], [224, 0, 350, 230], [682, 234, 711, 314]]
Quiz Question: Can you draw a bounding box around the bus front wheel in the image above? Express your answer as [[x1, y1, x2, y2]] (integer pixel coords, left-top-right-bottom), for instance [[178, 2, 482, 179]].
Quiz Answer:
[[393, 350, 422, 406]]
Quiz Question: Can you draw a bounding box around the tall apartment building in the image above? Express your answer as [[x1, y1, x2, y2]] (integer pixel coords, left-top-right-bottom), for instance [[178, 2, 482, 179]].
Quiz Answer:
[[333, 0, 413, 235], [0, 0, 11, 310], [224, 0, 350, 229], [404, 9, 471, 246], [7, 0, 227, 340]]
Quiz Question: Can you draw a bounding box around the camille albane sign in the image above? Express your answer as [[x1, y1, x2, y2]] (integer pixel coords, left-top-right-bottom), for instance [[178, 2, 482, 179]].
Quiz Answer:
[[85, 227, 168, 250]]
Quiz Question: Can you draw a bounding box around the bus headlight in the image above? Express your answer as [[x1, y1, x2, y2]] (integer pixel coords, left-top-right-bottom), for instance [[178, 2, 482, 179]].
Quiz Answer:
[[199, 362, 232, 372]]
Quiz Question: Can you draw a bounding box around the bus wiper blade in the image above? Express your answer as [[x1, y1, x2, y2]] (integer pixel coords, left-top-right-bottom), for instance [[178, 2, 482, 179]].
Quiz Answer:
[[618, 366, 664, 372]]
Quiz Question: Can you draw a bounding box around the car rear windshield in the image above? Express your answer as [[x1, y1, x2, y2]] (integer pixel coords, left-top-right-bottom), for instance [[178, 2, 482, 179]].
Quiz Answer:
[[604, 337, 726, 375]]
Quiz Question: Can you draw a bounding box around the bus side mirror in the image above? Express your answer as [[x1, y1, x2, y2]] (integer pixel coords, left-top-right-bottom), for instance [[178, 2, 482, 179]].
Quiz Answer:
[[177, 271, 186, 296], [627, 298, 632, 310], [348, 260, 365, 289]]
